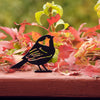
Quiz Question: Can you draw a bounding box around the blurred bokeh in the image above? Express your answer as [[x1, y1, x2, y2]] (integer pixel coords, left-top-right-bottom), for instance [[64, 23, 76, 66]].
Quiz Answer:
[[0, 0, 98, 34]]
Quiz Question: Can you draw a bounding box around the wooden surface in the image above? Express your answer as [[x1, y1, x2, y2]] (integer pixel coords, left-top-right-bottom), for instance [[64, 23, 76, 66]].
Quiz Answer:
[[0, 71, 100, 97]]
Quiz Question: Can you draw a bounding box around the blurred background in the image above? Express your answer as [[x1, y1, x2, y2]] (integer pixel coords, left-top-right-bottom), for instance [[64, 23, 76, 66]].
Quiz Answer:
[[0, 0, 98, 35]]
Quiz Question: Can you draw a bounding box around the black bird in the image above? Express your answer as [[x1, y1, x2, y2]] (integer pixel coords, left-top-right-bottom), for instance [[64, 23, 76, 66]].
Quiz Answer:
[[10, 35, 55, 72]]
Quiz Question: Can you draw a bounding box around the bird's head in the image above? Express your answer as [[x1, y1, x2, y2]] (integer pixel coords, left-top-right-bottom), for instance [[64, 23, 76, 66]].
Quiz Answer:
[[37, 35, 54, 47]]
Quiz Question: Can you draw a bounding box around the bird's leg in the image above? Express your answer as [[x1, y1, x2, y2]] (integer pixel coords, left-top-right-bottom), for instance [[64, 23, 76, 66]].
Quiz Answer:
[[35, 65, 42, 72], [42, 64, 48, 71], [42, 64, 52, 72], [38, 65, 42, 71]]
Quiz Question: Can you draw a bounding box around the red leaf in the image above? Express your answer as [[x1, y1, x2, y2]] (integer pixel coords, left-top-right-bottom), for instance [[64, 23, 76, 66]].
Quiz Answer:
[[3, 47, 7, 51], [58, 45, 74, 60], [3, 57, 13, 63], [86, 25, 100, 33], [23, 34, 30, 43], [14, 20, 31, 26], [82, 25, 100, 37], [7, 69, 16, 73], [15, 20, 31, 34], [66, 26, 82, 41], [47, 14, 60, 25]]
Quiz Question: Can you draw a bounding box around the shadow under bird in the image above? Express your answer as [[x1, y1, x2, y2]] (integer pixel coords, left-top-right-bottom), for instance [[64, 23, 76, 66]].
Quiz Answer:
[[10, 35, 55, 72]]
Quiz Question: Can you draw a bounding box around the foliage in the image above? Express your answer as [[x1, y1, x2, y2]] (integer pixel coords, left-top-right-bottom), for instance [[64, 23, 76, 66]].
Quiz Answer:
[[0, 0, 97, 33], [0, 1, 100, 78]]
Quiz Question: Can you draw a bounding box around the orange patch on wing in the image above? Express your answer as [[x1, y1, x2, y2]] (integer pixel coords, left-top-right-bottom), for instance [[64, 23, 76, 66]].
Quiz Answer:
[[45, 37, 50, 46]]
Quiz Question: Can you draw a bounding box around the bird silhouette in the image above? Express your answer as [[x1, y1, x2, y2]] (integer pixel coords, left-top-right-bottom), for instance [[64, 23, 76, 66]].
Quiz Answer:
[[10, 35, 55, 72]]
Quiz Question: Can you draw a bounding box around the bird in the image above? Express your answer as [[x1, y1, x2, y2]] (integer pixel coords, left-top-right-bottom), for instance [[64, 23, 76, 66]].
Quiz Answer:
[[10, 35, 55, 72]]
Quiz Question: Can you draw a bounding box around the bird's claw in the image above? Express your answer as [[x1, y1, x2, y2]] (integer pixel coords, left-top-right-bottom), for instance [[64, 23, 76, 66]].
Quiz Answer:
[[35, 70, 52, 73]]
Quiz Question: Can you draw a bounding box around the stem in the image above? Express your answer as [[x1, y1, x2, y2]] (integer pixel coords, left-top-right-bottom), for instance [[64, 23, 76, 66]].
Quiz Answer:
[[51, 24, 55, 32], [99, 18, 100, 24], [36, 25, 50, 33], [49, 7, 55, 32]]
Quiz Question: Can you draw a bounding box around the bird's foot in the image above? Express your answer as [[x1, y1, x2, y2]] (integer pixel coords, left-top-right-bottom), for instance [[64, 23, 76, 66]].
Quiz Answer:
[[35, 70, 52, 73]]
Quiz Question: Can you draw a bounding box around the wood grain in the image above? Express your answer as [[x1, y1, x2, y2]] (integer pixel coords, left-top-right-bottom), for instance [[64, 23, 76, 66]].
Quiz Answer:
[[0, 71, 100, 97]]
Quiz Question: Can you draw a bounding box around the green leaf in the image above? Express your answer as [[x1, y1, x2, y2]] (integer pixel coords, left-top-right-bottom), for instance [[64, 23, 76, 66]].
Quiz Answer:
[[43, 7, 49, 16], [64, 23, 69, 29], [43, 1, 54, 16], [55, 19, 64, 27], [95, 48, 100, 50], [14, 42, 21, 49], [52, 5, 63, 16], [35, 11, 44, 25], [54, 42, 63, 47], [7, 49, 16, 55], [49, 49, 59, 63], [55, 19, 69, 30], [43, 2, 63, 17], [94, 3, 100, 18]]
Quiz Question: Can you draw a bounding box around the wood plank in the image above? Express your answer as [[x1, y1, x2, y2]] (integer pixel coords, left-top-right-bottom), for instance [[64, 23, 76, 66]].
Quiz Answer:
[[0, 71, 100, 97]]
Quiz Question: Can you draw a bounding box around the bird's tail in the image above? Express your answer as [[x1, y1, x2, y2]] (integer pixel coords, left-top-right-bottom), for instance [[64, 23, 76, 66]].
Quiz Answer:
[[10, 59, 28, 69]]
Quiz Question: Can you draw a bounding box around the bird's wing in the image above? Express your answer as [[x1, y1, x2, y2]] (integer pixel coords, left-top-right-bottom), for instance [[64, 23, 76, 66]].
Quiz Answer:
[[26, 47, 52, 62], [25, 48, 42, 58], [28, 54, 52, 62]]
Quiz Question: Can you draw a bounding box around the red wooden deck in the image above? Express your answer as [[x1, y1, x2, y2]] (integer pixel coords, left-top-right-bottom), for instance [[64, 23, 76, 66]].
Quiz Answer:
[[0, 71, 100, 97]]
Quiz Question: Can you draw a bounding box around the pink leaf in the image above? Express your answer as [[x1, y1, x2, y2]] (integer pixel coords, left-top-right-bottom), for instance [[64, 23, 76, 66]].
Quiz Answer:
[[0, 27, 16, 40], [0, 32, 7, 39], [0, 41, 14, 50], [31, 22, 38, 26], [19, 24, 26, 34], [19, 65, 32, 71], [12, 55, 23, 63], [78, 23, 87, 35], [0, 47, 4, 54], [65, 52, 76, 66], [81, 64, 100, 77], [51, 59, 68, 72]]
